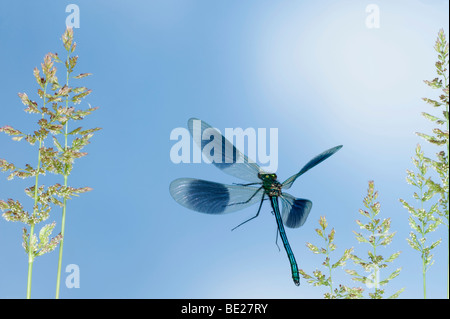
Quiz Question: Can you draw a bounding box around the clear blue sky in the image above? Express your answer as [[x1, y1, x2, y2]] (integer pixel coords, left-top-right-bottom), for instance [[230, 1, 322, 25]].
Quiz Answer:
[[0, 0, 448, 298]]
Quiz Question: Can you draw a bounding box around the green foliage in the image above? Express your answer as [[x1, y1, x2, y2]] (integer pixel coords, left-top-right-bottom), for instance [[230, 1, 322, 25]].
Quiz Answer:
[[417, 28, 449, 229], [0, 27, 99, 298], [0, 55, 64, 256], [400, 29, 449, 299], [52, 27, 101, 299], [299, 216, 362, 299], [300, 29, 446, 300], [347, 181, 404, 299], [400, 145, 443, 299]]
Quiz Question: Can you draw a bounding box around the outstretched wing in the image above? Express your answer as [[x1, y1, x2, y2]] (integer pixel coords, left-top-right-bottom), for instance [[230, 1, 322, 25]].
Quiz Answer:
[[169, 178, 264, 214], [282, 145, 342, 190], [188, 118, 265, 182], [279, 193, 313, 228]]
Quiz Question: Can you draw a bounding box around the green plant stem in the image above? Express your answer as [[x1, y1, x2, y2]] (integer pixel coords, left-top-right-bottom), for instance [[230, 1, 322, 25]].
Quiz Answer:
[[27, 81, 48, 299], [368, 210, 379, 294], [422, 225, 426, 299], [373, 252, 379, 292], [55, 52, 70, 299], [327, 256, 333, 295], [420, 183, 427, 299], [27, 142, 41, 299], [423, 256, 427, 299], [55, 174, 67, 299], [421, 210, 427, 299], [324, 242, 333, 295], [444, 71, 449, 300]]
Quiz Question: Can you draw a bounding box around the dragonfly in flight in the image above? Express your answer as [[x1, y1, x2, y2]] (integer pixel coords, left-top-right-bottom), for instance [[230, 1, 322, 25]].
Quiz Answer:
[[170, 118, 342, 285]]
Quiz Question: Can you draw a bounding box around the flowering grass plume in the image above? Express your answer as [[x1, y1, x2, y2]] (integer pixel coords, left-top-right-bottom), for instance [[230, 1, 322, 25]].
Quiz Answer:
[[299, 216, 363, 299], [400, 29, 448, 299], [346, 181, 404, 299], [0, 27, 100, 299]]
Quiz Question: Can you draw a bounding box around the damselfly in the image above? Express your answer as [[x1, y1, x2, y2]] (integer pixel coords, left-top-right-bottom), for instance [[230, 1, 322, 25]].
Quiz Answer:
[[170, 118, 342, 285]]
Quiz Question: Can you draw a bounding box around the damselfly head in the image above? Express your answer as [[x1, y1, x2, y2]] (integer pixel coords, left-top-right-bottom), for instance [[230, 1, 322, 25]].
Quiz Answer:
[[258, 172, 277, 181]]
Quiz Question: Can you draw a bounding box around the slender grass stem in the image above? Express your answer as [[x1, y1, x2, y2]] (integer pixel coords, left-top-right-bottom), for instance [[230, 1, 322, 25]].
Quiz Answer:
[[55, 176, 67, 299], [27, 82, 48, 299], [367, 204, 380, 295], [55, 66, 70, 299], [27, 144, 41, 298], [321, 231, 333, 295], [53, 28, 98, 299], [327, 252, 333, 295], [423, 255, 427, 299], [26, 143, 41, 298], [444, 72, 449, 300], [55, 51, 71, 299], [420, 182, 427, 299]]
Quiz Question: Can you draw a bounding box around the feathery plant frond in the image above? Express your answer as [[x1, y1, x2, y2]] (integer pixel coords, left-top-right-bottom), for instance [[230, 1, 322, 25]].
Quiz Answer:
[[418, 29, 449, 230], [299, 216, 363, 299], [400, 145, 442, 299], [0, 27, 100, 299], [400, 29, 448, 299], [1, 46, 64, 300], [50, 27, 101, 299], [348, 181, 404, 299], [420, 28, 449, 299]]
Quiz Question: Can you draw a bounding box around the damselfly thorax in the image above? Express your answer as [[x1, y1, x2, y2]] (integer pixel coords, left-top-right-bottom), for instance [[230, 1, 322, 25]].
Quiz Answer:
[[258, 173, 282, 197]]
